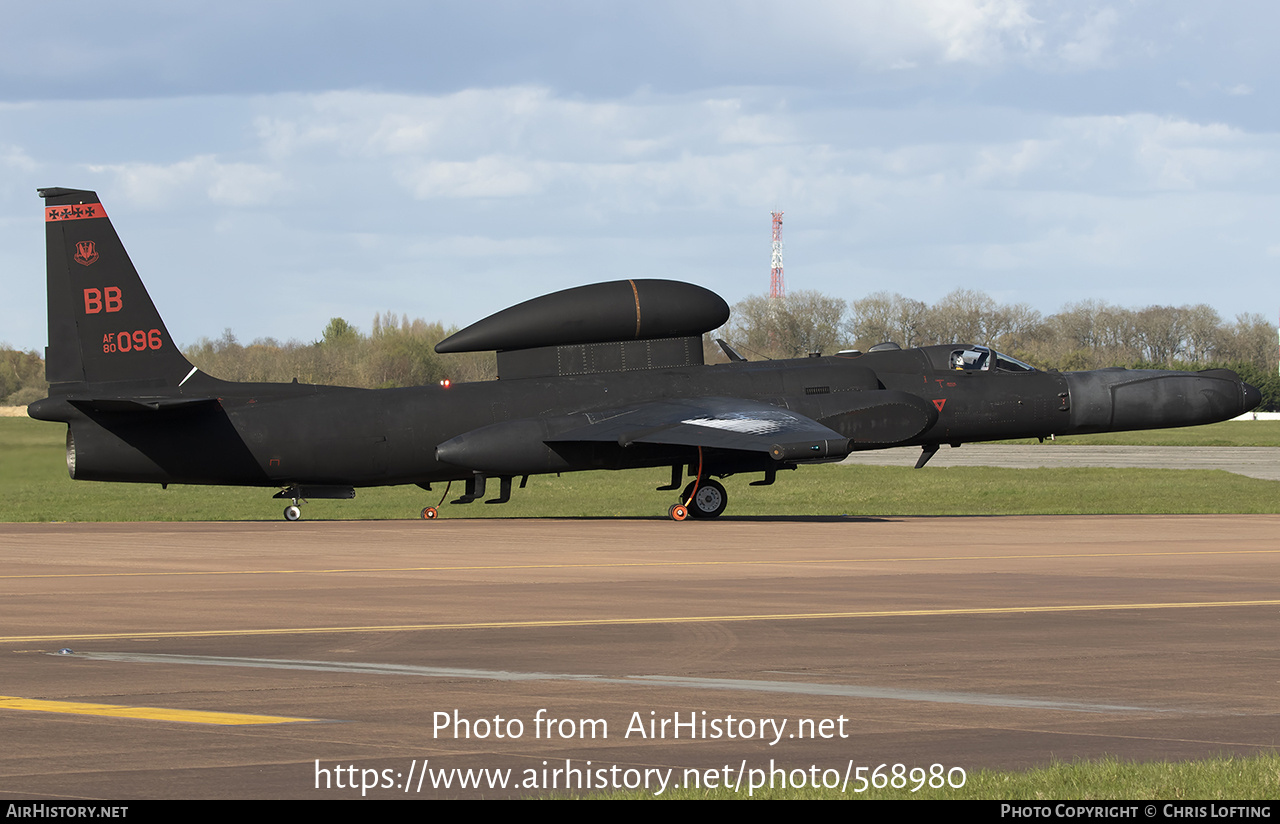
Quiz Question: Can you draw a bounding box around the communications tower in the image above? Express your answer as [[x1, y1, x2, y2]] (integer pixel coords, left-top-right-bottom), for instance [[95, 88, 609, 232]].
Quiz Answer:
[[770, 211, 785, 299]]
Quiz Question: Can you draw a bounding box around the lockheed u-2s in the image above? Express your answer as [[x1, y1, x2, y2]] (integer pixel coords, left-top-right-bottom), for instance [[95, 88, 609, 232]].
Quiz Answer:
[[29, 188, 1262, 521]]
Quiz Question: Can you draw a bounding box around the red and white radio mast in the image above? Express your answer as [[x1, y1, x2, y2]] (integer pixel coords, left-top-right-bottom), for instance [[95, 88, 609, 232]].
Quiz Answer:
[[770, 210, 785, 299]]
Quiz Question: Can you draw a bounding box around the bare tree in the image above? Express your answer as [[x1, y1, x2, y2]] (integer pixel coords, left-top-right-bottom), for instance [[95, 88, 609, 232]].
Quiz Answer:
[[1216, 313, 1275, 368], [724, 292, 848, 358], [846, 292, 928, 349], [1181, 304, 1223, 363]]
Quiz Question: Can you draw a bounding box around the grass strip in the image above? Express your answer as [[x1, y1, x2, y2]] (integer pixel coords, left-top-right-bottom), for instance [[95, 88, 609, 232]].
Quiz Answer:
[[997, 420, 1280, 447], [4, 418, 1278, 521], [592, 753, 1280, 800]]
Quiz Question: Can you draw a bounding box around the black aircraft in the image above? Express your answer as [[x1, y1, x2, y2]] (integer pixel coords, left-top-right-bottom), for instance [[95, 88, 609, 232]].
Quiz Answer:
[[29, 188, 1262, 521]]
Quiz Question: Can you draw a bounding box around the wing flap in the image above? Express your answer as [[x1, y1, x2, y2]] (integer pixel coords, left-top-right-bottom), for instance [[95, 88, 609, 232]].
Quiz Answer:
[[549, 397, 849, 459]]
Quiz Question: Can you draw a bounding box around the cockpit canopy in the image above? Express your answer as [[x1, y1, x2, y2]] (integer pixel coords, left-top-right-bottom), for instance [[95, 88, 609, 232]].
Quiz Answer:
[[949, 345, 1035, 373]]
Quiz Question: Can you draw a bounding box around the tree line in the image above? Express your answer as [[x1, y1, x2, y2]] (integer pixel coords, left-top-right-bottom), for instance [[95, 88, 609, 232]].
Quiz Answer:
[[0, 348, 45, 407], [181, 312, 497, 389], [2, 291, 1277, 410], [719, 289, 1279, 409], [724, 289, 1272, 367], [0, 313, 497, 407]]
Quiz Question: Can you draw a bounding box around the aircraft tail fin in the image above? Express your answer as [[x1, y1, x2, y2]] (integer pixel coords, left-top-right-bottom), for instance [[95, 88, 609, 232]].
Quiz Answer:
[[40, 188, 198, 389]]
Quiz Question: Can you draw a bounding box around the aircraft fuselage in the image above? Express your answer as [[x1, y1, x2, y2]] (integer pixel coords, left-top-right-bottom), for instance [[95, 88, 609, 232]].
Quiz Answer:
[[30, 186, 1261, 519], [30, 344, 1255, 490]]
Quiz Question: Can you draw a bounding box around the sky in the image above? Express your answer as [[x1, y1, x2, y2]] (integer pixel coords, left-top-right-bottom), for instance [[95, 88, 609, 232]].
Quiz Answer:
[[2, 1, 1277, 352]]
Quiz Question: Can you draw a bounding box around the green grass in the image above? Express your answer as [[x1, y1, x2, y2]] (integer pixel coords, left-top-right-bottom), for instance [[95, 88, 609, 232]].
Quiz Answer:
[[7, 416, 1278, 798], [594, 754, 1280, 800], [1000, 420, 1280, 447], [3, 417, 1279, 521]]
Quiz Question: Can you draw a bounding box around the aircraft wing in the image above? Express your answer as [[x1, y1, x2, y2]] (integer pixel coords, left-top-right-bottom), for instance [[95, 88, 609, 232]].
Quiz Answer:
[[548, 397, 849, 461], [436, 392, 936, 474]]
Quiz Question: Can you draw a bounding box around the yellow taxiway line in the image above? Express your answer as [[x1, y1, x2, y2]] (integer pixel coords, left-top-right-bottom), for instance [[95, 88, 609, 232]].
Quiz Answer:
[[5, 547, 1279, 580], [0, 695, 315, 725], [3, 599, 1279, 644]]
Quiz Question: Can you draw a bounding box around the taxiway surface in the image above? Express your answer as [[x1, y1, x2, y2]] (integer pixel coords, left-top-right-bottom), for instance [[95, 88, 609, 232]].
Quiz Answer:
[[2, 517, 1278, 799], [842, 444, 1280, 481]]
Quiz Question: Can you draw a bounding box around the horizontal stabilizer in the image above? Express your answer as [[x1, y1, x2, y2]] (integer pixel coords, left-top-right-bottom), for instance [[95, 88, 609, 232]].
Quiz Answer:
[[27, 394, 220, 421], [66, 397, 221, 414]]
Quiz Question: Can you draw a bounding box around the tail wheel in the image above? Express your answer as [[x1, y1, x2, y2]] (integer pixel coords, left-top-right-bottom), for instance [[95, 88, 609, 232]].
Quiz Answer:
[[421, 506, 439, 520], [682, 479, 727, 519], [283, 505, 302, 522], [668, 504, 689, 521]]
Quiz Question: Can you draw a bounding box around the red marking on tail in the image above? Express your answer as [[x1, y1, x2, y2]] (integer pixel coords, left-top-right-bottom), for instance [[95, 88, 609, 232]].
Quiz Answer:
[[46, 204, 107, 222]]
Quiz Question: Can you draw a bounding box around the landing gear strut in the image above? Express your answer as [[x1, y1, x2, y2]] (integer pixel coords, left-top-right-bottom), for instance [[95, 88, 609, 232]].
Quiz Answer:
[[272, 484, 355, 521], [278, 489, 305, 522], [666, 447, 729, 521], [417, 475, 528, 521], [681, 479, 728, 519]]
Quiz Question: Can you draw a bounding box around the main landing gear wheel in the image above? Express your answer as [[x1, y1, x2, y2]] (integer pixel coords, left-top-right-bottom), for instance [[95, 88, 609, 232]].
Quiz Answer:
[[283, 505, 302, 522], [682, 479, 727, 519], [421, 506, 439, 520], [668, 504, 689, 521]]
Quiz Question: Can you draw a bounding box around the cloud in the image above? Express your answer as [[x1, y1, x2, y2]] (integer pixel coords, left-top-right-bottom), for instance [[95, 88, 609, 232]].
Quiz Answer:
[[4, 75, 1279, 353], [242, 89, 814, 208], [683, 0, 1044, 72], [407, 155, 545, 199], [60, 90, 1280, 231], [85, 156, 287, 208], [1057, 7, 1118, 67], [0, 143, 36, 174], [918, 0, 1042, 64], [958, 113, 1273, 194]]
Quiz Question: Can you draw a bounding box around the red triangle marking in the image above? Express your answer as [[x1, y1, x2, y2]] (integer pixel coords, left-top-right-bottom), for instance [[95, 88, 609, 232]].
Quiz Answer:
[[932, 399, 946, 411]]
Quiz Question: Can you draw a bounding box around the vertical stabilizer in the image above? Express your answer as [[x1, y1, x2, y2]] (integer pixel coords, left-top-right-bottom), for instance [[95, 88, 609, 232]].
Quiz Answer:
[[40, 188, 196, 388]]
